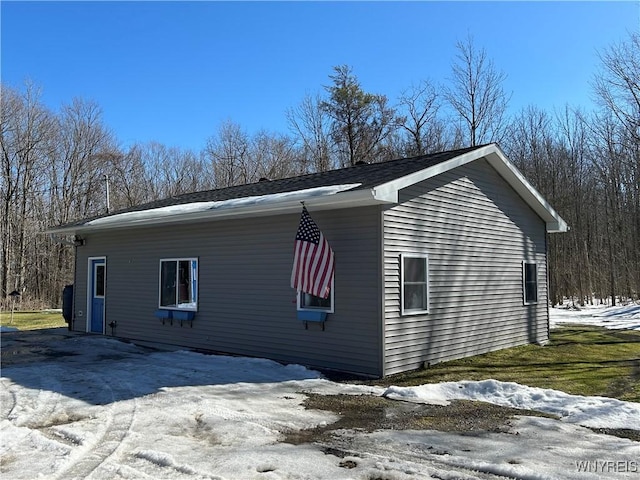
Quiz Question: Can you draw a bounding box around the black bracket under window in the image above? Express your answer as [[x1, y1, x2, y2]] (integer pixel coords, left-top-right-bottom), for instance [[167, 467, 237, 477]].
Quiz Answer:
[[297, 310, 327, 330], [155, 309, 196, 327]]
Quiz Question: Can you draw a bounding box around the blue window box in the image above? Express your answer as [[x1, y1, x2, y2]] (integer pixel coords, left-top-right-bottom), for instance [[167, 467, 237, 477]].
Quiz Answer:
[[297, 310, 327, 330], [155, 309, 172, 325], [155, 309, 195, 327], [173, 309, 195, 327], [172, 310, 195, 321], [297, 310, 327, 322]]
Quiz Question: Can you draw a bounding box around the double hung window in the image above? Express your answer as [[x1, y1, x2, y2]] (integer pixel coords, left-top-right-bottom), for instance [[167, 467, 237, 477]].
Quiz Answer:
[[401, 254, 429, 315], [523, 262, 538, 305]]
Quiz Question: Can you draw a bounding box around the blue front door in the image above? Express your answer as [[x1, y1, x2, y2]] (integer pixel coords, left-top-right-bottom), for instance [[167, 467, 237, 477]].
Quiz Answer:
[[90, 258, 106, 333]]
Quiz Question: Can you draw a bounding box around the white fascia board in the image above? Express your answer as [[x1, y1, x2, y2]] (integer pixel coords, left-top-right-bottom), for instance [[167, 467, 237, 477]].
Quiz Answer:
[[372, 144, 499, 202], [484, 148, 568, 233], [45, 186, 389, 235], [372, 144, 568, 233]]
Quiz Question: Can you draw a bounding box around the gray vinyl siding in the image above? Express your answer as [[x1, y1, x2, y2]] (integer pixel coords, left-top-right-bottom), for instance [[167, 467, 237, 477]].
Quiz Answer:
[[73, 255, 89, 332], [72, 206, 383, 376], [383, 159, 549, 376]]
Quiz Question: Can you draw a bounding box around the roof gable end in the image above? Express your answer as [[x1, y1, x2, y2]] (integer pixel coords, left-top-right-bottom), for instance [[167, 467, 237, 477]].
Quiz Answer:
[[373, 143, 568, 233]]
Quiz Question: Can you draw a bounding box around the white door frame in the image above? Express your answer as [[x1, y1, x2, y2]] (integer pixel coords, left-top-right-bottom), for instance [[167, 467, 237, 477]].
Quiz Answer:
[[87, 256, 106, 334]]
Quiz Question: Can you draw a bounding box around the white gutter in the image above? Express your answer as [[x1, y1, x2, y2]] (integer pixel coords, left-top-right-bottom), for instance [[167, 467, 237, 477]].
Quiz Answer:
[[45, 184, 392, 235]]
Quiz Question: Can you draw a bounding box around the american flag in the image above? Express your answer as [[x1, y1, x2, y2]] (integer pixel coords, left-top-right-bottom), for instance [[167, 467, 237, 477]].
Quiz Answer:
[[291, 207, 334, 299]]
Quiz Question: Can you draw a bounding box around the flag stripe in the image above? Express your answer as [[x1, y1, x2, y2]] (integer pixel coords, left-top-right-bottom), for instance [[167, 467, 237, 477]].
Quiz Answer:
[[291, 207, 334, 299], [316, 247, 334, 297], [311, 236, 330, 293]]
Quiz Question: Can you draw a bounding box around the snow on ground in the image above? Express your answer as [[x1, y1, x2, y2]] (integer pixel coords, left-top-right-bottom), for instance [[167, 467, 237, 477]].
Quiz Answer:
[[550, 302, 640, 331], [1, 306, 639, 479], [383, 380, 640, 429]]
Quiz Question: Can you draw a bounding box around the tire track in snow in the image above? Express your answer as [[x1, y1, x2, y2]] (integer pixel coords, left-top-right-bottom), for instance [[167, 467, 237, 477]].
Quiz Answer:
[[320, 437, 518, 480], [51, 376, 139, 480], [57, 400, 137, 479], [9, 377, 64, 430], [0, 379, 17, 420], [30, 389, 63, 428]]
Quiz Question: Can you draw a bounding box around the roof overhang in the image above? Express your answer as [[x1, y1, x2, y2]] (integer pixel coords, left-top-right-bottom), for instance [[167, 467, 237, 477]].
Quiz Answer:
[[45, 184, 392, 235], [372, 144, 568, 233], [46, 144, 568, 236]]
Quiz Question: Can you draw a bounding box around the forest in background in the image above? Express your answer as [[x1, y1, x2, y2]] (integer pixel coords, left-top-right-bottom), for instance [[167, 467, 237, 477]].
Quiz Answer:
[[1, 33, 638, 309]]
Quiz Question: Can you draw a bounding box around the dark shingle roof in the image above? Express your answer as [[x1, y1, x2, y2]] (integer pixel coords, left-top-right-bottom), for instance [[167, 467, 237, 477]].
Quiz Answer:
[[55, 145, 483, 229], [114, 146, 480, 211], [48, 144, 570, 234]]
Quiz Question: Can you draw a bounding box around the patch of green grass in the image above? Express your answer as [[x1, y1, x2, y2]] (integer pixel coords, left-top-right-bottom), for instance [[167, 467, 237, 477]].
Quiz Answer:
[[0, 311, 67, 331], [377, 327, 640, 402]]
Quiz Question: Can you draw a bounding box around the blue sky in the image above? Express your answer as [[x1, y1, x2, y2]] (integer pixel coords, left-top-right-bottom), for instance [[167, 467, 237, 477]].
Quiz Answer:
[[2, 1, 638, 152]]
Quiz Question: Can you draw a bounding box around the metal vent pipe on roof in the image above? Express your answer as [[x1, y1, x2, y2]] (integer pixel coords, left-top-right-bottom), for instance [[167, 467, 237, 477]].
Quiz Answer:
[[104, 174, 110, 214]]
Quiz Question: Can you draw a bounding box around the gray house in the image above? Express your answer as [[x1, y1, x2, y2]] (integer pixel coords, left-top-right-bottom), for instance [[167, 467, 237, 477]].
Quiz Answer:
[[48, 144, 567, 377]]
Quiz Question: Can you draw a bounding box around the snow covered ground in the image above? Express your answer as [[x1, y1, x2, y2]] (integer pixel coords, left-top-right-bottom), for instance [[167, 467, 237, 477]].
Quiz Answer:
[[1, 306, 638, 479], [550, 301, 640, 331]]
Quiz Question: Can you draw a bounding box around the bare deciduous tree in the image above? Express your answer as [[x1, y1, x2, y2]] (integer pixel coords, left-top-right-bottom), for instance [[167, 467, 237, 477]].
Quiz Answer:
[[397, 80, 445, 155], [49, 98, 116, 223], [205, 120, 253, 188], [252, 131, 299, 180], [286, 93, 333, 172], [588, 32, 640, 304], [592, 32, 640, 148], [444, 35, 510, 147], [1, 83, 54, 299]]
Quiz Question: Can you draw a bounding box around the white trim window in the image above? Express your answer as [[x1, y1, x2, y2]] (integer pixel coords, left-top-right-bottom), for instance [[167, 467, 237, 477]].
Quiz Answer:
[[523, 261, 538, 305], [401, 253, 429, 315], [159, 258, 198, 310], [297, 277, 334, 313]]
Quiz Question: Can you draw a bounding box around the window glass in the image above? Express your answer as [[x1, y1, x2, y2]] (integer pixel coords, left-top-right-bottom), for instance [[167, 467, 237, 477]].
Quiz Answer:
[[178, 260, 192, 303], [401, 254, 429, 315], [403, 283, 427, 311], [301, 292, 331, 309], [95, 265, 105, 297], [160, 259, 197, 310], [160, 261, 177, 307], [298, 277, 334, 312], [403, 257, 426, 283], [524, 262, 538, 304]]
